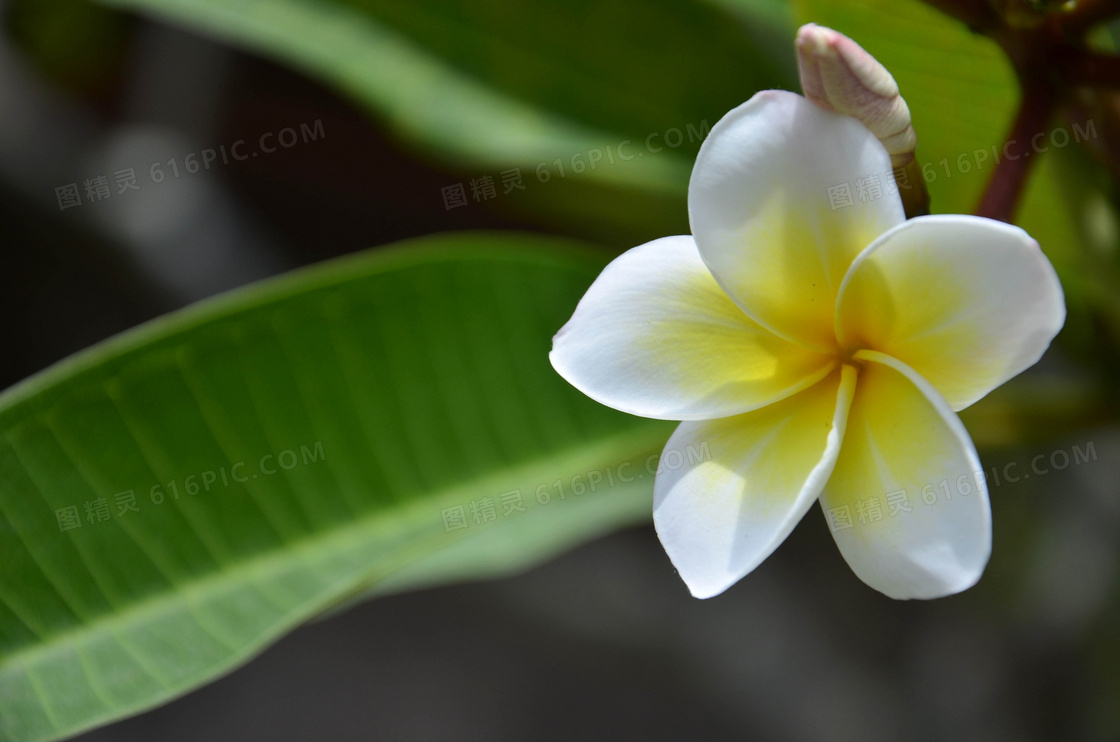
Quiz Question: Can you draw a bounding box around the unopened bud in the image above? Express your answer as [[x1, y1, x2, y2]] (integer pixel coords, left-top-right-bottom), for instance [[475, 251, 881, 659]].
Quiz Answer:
[[796, 23, 917, 167]]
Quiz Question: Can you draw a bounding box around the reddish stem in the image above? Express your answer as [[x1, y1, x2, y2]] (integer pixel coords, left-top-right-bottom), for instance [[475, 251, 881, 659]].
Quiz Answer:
[[1062, 52, 1120, 89], [974, 82, 1059, 223]]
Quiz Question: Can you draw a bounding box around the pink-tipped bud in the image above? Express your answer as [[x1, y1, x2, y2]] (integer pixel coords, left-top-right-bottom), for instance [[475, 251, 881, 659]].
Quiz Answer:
[[796, 23, 917, 167]]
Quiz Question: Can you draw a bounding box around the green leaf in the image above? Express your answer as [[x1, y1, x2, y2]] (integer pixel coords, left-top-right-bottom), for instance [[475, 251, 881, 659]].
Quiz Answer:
[[0, 232, 671, 742], [792, 0, 1098, 291], [87, 0, 798, 243], [786, 3, 996, 205], [95, 0, 789, 198], [793, 0, 1114, 430]]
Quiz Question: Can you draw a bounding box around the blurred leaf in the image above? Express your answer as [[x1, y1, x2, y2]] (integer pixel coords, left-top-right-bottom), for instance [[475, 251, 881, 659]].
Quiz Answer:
[[97, 0, 792, 198], [793, 0, 1106, 368], [960, 372, 1107, 449], [703, 0, 797, 78], [706, 0, 793, 32], [4, 0, 133, 94], [0, 232, 671, 742], [790, 1, 1011, 210]]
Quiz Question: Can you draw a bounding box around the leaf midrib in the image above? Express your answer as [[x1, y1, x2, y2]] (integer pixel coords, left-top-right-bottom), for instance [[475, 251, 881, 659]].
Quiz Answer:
[[0, 421, 663, 678]]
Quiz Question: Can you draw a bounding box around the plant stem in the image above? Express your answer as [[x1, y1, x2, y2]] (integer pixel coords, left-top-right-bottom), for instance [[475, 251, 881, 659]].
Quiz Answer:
[[1062, 52, 1120, 89], [974, 82, 1059, 222]]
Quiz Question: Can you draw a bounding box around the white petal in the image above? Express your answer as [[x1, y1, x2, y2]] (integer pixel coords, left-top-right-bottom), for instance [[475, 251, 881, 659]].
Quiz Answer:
[[654, 366, 857, 598], [688, 90, 904, 350], [835, 214, 1066, 410], [821, 351, 991, 600], [550, 235, 835, 421]]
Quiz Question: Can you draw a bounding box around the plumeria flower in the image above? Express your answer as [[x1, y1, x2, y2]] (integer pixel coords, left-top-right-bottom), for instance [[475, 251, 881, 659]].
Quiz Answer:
[[549, 90, 1065, 600]]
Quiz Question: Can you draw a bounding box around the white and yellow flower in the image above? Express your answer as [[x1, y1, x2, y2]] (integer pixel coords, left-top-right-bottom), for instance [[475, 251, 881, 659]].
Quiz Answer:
[[549, 90, 1065, 600]]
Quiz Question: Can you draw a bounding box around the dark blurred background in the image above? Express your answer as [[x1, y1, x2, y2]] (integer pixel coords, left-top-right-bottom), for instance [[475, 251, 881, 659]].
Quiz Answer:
[[2, 1, 1119, 740]]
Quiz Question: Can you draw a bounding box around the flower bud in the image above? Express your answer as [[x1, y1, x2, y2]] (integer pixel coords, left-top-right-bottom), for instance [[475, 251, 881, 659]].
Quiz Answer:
[[796, 23, 917, 167]]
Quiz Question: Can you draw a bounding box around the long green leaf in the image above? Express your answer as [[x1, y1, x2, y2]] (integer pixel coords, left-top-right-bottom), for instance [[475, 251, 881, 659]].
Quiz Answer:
[[94, 0, 792, 197], [792, 0, 1095, 306], [0, 233, 671, 742]]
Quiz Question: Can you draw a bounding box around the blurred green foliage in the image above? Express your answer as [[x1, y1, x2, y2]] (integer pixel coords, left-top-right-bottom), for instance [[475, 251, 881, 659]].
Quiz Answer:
[[0, 234, 672, 742], [3, 0, 1120, 738], [92, 0, 797, 238], [4, 0, 131, 94]]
